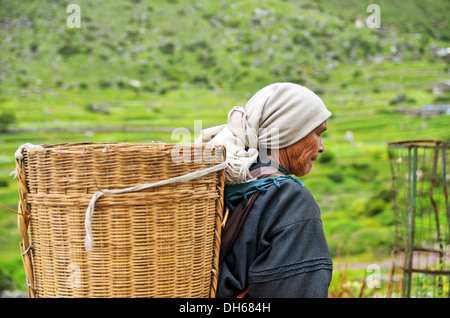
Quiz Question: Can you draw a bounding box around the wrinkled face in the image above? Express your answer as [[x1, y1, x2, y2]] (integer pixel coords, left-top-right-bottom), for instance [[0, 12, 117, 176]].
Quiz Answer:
[[283, 121, 327, 177]]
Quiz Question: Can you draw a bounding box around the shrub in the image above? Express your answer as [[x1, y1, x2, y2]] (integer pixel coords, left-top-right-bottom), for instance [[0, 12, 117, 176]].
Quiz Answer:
[[159, 42, 175, 55], [327, 172, 344, 183], [434, 94, 450, 103], [98, 80, 112, 89], [364, 198, 387, 217], [0, 112, 16, 133], [57, 44, 81, 56], [0, 268, 14, 292], [318, 150, 335, 164]]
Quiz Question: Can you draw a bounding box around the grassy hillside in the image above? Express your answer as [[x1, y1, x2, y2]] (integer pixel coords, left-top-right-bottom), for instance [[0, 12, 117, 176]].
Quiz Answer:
[[1, 0, 448, 94], [0, 0, 449, 294]]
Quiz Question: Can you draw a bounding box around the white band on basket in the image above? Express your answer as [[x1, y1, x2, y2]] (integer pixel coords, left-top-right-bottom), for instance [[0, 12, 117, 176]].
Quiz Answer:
[[84, 162, 227, 251], [11, 143, 44, 178], [14, 143, 44, 160]]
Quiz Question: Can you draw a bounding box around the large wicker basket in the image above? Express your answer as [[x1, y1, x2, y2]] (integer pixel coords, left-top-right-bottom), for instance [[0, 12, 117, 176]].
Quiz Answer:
[[14, 142, 226, 298]]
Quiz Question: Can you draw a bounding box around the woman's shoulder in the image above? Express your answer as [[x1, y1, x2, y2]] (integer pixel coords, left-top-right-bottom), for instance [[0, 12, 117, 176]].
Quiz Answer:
[[256, 175, 312, 207], [253, 177, 322, 231], [267, 176, 315, 202]]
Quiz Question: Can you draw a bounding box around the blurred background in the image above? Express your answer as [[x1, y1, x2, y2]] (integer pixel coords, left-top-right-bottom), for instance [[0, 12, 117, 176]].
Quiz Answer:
[[0, 0, 449, 297]]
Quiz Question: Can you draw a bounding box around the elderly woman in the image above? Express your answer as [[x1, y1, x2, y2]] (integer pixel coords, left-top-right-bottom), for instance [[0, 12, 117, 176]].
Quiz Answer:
[[200, 82, 333, 298]]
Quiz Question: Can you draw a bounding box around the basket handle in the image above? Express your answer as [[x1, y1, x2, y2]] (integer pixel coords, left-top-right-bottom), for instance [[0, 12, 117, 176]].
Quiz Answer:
[[84, 161, 228, 251]]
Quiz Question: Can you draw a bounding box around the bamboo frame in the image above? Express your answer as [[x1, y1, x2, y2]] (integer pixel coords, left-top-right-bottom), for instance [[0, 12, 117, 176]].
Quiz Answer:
[[388, 140, 450, 298]]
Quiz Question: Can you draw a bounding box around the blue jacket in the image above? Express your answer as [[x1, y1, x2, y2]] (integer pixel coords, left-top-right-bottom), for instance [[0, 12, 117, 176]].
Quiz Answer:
[[216, 160, 333, 298]]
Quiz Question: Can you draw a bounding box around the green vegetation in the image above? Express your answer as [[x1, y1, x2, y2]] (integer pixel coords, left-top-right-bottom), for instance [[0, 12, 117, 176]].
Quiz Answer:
[[0, 0, 448, 296]]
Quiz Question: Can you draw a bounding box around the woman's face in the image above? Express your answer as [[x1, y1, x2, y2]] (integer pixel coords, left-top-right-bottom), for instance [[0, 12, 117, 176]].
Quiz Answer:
[[282, 121, 327, 177]]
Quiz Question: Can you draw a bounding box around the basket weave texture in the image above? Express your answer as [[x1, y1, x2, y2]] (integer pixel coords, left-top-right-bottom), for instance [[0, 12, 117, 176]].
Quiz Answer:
[[15, 142, 225, 298]]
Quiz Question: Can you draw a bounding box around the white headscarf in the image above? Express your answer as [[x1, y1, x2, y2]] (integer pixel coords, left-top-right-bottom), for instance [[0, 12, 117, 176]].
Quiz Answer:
[[199, 82, 332, 185]]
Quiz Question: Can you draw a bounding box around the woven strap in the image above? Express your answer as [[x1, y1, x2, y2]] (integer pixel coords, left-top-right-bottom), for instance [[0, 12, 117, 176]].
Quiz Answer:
[[219, 165, 287, 264], [84, 161, 228, 251]]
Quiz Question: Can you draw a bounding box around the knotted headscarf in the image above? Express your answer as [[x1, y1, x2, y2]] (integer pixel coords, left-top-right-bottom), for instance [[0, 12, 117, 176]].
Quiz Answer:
[[198, 82, 331, 185]]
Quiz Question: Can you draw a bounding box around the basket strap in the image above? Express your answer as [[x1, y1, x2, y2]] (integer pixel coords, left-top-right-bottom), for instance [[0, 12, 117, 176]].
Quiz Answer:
[[219, 166, 286, 263], [84, 161, 228, 251]]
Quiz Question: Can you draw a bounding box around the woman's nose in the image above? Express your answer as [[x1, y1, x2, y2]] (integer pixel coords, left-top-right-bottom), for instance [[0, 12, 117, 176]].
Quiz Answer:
[[318, 140, 325, 153]]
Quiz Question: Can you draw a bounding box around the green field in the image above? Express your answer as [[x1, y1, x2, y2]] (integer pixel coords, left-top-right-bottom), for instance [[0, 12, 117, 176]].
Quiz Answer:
[[0, 0, 449, 296]]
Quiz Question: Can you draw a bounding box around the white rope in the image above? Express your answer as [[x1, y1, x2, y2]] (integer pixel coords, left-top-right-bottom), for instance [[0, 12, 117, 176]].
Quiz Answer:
[[15, 143, 44, 160], [10, 143, 44, 178], [84, 161, 227, 251]]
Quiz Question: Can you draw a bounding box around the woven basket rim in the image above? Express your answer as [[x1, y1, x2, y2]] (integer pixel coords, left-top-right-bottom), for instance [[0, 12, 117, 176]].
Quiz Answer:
[[15, 141, 226, 298]]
